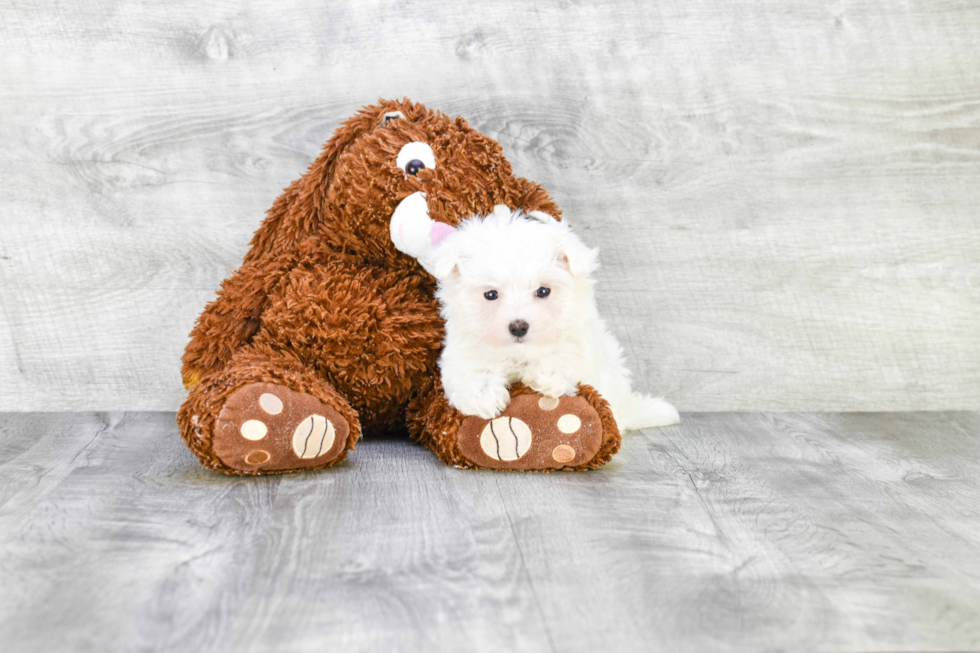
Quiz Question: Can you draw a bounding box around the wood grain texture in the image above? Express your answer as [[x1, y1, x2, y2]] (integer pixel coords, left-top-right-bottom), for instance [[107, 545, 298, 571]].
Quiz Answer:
[[1, 411, 979, 652], [1, 0, 978, 411]]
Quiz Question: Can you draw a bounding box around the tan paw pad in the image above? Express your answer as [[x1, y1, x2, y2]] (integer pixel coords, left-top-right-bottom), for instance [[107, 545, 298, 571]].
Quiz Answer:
[[245, 450, 271, 465], [538, 396, 561, 410], [259, 392, 283, 415], [292, 414, 336, 459], [552, 444, 576, 463], [240, 419, 268, 440], [480, 417, 532, 461], [557, 414, 581, 433]]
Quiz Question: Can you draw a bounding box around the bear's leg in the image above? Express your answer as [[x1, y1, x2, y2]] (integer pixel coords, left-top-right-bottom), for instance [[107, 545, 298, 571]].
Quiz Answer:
[[177, 345, 360, 475], [406, 377, 621, 471]]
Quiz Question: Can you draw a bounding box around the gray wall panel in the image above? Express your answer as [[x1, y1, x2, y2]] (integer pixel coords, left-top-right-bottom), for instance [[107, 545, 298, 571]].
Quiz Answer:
[[1, 1, 977, 411]]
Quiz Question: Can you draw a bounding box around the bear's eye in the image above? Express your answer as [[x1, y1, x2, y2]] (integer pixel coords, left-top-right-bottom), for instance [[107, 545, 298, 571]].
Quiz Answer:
[[396, 142, 436, 177], [484, 290, 499, 301], [535, 287, 551, 298]]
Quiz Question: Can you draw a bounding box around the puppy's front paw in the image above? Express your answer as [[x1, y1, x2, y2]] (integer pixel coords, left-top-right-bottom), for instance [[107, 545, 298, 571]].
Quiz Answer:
[[451, 383, 512, 420], [525, 370, 576, 399]]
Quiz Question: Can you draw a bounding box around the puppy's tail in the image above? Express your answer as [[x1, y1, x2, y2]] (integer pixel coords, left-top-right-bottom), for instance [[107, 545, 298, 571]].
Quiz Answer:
[[613, 393, 680, 431]]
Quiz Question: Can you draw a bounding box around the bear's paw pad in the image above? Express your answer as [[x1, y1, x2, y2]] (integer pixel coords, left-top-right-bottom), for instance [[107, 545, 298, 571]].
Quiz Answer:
[[458, 394, 602, 470], [213, 382, 349, 472]]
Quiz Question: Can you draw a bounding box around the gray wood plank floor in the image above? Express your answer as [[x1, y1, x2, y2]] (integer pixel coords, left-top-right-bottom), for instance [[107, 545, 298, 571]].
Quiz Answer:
[[1, 412, 978, 652]]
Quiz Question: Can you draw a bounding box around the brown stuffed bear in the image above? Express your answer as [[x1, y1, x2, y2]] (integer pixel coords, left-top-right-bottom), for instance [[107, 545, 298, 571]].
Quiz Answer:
[[177, 99, 621, 475]]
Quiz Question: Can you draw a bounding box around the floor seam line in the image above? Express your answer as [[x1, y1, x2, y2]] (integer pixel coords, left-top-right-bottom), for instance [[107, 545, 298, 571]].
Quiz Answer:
[[494, 475, 559, 653]]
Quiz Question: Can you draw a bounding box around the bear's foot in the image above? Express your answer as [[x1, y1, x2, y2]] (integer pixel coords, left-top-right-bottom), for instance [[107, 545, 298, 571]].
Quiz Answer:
[[213, 382, 351, 473], [457, 394, 602, 470]]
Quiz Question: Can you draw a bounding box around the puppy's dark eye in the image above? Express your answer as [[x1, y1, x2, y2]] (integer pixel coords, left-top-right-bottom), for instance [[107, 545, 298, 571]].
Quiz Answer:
[[535, 287, 551, 298], [405, 159, 425, 176], [484, 290, 499, 301]]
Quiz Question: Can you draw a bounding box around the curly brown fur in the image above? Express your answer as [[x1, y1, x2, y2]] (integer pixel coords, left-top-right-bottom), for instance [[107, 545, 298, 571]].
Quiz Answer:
[[178, 98, 621, 474]]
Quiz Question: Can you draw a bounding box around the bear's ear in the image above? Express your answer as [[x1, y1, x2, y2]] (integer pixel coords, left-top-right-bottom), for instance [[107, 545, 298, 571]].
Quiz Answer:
[[245, 100, 413, 262], [557, 226, 599, 278]]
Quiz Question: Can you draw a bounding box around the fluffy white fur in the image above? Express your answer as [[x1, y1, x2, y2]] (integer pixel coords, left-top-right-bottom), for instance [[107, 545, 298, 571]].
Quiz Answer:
[[431, 209, 679, 430]]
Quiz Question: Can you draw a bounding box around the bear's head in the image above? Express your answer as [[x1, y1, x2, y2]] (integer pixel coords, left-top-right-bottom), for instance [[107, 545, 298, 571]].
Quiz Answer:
[[246, 99, 561, 275]]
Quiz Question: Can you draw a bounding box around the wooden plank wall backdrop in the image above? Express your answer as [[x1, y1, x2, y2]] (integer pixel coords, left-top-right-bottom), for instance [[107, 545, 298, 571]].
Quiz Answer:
[[0, 0, 978, 412]]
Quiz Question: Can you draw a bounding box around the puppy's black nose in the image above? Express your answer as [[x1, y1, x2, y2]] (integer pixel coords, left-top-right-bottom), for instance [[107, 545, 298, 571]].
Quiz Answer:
[[509, 320, 529, 338]]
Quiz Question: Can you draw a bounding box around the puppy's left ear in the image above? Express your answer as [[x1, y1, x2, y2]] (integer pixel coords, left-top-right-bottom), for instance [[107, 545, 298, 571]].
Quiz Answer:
[[526, 210, 559, 224], [558, 227, 599, 277]]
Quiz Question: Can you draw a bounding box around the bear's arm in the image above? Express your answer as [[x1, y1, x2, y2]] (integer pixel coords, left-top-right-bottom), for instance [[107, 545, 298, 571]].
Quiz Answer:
[[180, 247, 301, 388]]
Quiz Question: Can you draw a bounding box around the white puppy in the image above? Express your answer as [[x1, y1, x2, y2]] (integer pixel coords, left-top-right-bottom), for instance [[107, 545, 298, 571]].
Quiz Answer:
[[430, 207, 679, 430]]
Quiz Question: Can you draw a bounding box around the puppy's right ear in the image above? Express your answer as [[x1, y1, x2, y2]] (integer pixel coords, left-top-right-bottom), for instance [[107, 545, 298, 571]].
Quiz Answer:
[[557, 226, 599, 278], [429, 238, 462, 281]]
